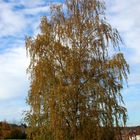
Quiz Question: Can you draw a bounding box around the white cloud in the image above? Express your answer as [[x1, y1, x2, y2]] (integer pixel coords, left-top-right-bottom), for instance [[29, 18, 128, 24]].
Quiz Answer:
[[0, 46, 29, 100], [0, 0, 49, 38], [0, 1, 27, 37], [106, 0, 140, 64]]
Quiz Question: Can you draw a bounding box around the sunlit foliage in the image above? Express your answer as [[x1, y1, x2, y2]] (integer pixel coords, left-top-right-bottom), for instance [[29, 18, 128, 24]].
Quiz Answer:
[[25, 0, 129, 140]]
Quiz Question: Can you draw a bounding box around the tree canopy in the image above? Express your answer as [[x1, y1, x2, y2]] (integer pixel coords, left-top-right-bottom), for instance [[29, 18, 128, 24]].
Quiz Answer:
[[25, 0, 129, 140]]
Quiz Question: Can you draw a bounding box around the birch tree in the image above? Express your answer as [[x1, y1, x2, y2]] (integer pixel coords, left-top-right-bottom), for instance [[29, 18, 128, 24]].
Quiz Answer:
[[25, 0, 129, 140]]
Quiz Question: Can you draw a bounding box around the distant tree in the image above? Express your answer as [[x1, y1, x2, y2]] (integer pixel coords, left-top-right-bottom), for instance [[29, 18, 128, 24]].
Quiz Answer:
[[6, 128, 26, 139], [25, 0, 129, 140], [0, 121, 27, 139]]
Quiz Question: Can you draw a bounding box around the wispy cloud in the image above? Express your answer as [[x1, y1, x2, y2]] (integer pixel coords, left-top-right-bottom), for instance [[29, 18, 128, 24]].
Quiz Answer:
[[22, 6, 50, 15], [0, 0, 50, 38], [0, 1, 26, 37], [4, 0, 46, 8]]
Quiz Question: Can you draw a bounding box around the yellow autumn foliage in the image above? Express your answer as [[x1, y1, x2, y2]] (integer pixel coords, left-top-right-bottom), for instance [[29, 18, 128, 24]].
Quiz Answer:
[[25, 0, 129, 140]]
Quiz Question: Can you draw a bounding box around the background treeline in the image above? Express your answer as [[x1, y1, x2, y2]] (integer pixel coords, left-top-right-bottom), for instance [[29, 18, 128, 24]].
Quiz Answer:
[[0, 121, 26, 139]]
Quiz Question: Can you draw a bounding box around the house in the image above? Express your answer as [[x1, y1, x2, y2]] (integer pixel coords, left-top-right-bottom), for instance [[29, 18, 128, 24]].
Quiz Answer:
[[120, 126, 140, 140]]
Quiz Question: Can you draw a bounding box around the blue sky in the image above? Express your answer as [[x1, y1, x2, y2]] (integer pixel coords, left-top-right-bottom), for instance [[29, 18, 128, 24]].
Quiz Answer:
[[0, 0, 140, 126]]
